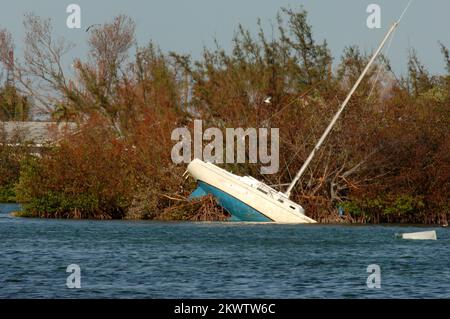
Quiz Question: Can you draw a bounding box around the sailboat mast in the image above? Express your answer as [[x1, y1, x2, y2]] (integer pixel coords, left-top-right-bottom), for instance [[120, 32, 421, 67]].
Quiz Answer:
[[284, 22, 399, 198]]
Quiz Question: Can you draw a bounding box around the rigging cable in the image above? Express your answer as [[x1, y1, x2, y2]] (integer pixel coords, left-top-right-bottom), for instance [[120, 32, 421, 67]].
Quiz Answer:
[[367, 0, 413, 100]]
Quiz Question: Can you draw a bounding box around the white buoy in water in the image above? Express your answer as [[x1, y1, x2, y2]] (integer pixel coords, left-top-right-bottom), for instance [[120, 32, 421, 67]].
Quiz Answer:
[[397, 230, 437, 240]]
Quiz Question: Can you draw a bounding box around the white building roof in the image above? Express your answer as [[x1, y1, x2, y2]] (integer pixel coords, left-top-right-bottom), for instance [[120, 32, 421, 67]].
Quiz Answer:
[[0, 121, 78, 146]]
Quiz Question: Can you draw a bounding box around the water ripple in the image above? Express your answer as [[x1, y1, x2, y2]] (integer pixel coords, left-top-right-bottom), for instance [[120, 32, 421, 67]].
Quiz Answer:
[[1, 204, 449, 298]]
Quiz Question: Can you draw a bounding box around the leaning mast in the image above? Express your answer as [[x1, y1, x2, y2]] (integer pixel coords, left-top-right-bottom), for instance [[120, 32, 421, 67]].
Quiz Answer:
[[284, 22, 399, 198]]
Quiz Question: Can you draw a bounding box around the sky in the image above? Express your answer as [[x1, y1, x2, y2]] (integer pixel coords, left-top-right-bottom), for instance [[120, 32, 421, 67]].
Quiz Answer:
[[0, 0, 449, 77]]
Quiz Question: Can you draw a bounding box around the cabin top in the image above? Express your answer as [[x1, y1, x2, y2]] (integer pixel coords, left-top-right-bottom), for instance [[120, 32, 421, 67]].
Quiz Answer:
[[200, 160, 306, 216], [238, 175, 305, 214]]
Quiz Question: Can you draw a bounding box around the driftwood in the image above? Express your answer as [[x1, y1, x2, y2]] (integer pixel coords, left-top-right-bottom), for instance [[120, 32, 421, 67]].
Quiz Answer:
[[158, 194, 229, 221]]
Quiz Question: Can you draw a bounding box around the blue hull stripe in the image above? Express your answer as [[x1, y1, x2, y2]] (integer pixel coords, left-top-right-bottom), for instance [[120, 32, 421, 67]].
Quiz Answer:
[[189, 180, 273, 222]]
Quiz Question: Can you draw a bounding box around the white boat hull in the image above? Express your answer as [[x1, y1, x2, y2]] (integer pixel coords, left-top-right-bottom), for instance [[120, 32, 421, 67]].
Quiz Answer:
[[187, 159, 316, 223]]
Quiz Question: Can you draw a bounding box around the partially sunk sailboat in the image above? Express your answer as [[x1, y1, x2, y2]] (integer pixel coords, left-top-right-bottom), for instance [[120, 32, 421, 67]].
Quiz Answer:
[[186, 22, 399, 223]]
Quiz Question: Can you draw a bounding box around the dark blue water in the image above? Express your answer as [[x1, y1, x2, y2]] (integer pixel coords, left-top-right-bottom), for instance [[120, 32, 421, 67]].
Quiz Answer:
[[1, 203, 449, 298]]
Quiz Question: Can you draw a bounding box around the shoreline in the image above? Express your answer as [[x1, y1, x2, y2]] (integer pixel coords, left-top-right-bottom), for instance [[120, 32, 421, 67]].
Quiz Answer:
[[2, 203, 448, 226], [6, 213, 448, 227]]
